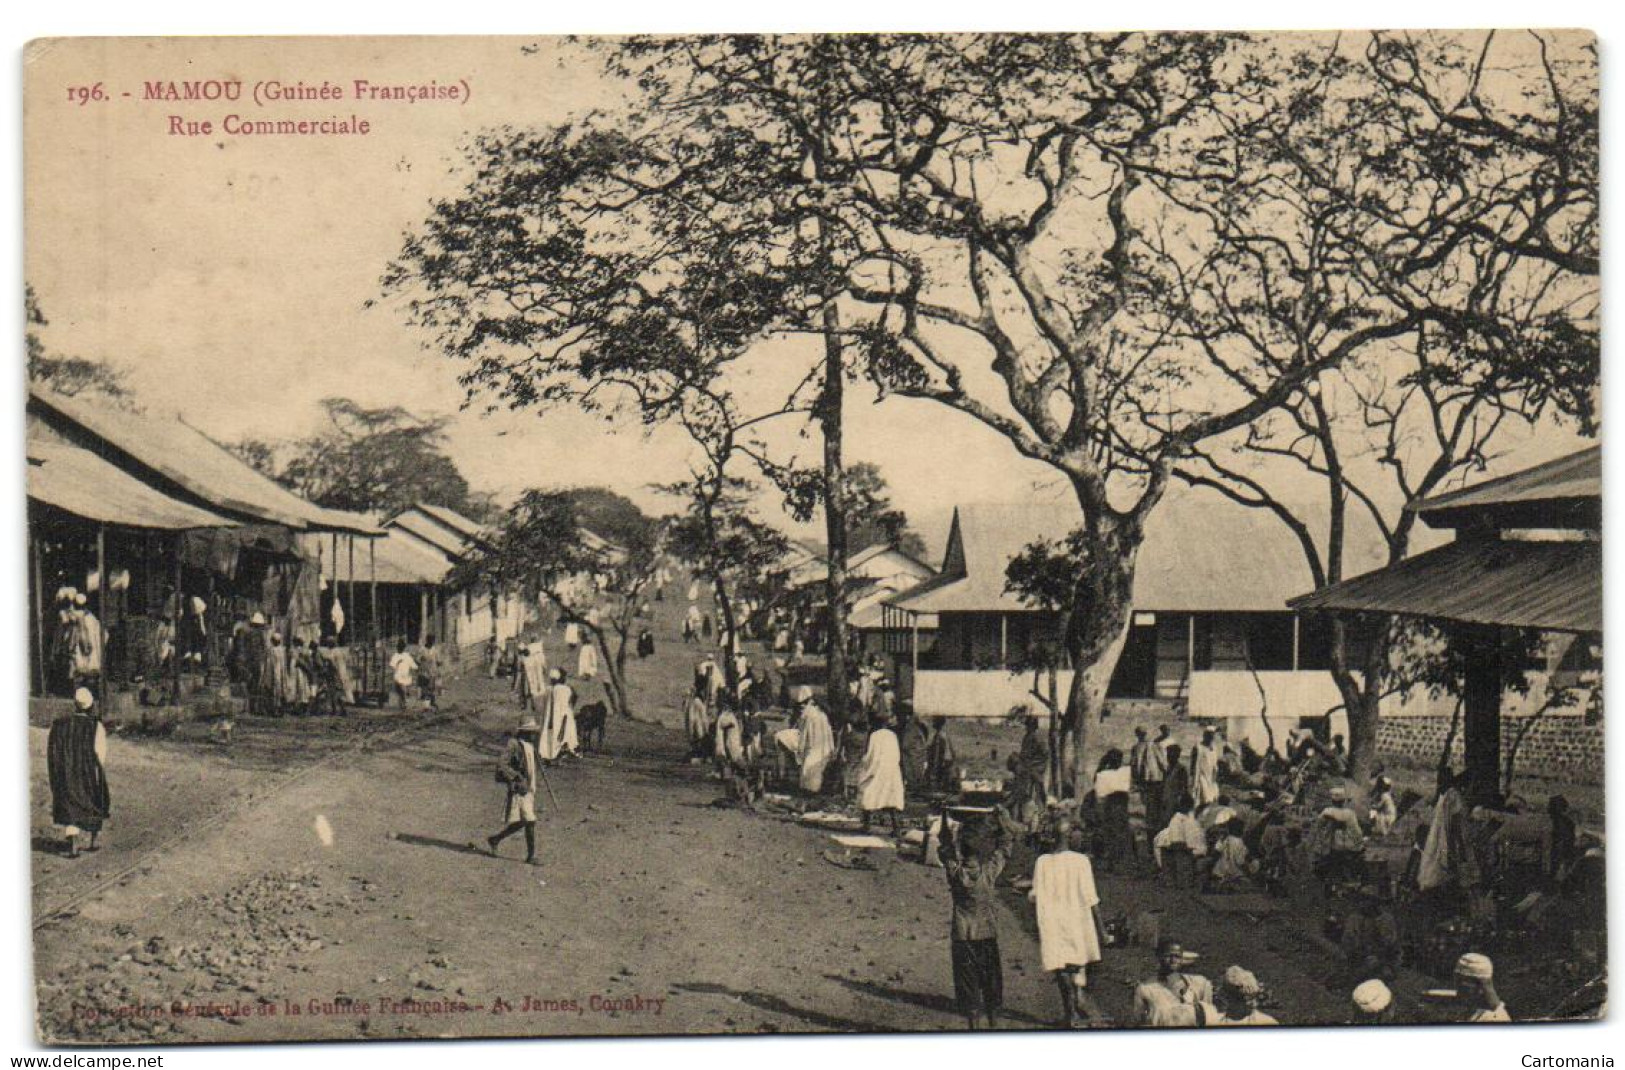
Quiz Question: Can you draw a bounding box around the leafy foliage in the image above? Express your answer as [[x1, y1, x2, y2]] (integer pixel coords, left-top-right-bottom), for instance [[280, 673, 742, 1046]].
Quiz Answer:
[[26, 286, 130, 403]]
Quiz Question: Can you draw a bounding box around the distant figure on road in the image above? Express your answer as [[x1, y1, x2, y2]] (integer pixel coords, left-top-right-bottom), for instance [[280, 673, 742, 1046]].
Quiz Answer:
[[685, 691, 713, 762], [1191, 727, 1221, 808], [418, 634, 441, 709], [856, 711, 905, 834], [925, 716, 957, 794], [388, 639, 418, 713], [545, 669, 579, 761], [483, 716, 542, 865], [48, 687, 110, 858], [564, 620, 581, 650], [316, 636, 355, 707], [792, 687, 834, 794]]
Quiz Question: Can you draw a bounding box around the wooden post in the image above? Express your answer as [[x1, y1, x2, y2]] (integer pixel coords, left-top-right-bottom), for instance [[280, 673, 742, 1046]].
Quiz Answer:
[[330, 532, 339, 638], [910, 613, 919, 678], [1291, 613, 1301, 671], [1186, 614, 1196, 696], [369, 537, 379, 644], [420, 588, 430, 643], [1460, 623, 1504, 806], [31, 531, 45, 697], [999, 613, 1009, 669], [172, 535, 183, 705], [347, 535, 356, 640], [96, 525, 108, 709]]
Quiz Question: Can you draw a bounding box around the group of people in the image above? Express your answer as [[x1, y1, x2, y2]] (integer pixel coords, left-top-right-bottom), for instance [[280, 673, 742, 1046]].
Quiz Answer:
[[48, 587, 105, 696], [509, 633, 584, 763], [227, 613, 383, 717]]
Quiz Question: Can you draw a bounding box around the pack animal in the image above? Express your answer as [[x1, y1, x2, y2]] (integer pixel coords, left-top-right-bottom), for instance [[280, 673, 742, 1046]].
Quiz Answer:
[[577, 700, 608, 752]]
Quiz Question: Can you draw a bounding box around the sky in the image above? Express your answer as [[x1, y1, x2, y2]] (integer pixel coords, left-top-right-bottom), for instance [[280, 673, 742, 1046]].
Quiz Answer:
[[23, 33, 1591, 562]]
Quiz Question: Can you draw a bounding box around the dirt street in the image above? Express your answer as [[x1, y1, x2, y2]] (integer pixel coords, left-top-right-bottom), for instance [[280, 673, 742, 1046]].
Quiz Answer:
[[30, 587, 1567, 1044]]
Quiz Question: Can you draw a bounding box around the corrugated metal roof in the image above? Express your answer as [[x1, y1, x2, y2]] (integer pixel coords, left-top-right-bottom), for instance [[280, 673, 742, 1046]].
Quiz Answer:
[[411, 503, 491, 544], [387, 510, 473, 557], [27, 441, 238, 530], [1290, 536, 1600, 634], [891, 490, 1390, 615], [29, 386, 380, 535], [368, 529, 456, 585], [1414, 445, 1599, 515]]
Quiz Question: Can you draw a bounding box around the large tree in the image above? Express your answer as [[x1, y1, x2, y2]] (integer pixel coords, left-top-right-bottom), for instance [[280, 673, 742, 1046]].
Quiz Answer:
[[26, 286, 130, 403], [1159, 30, 1598, 783], [454, 489, 660, 719], [385, 33, 1586, 785], [839, 462, 927, 560], [243, 397, 486, 520]]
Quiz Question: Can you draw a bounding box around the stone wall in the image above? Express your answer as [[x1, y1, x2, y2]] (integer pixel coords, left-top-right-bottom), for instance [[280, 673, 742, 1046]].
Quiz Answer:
[[1376, 712, 1603, 785]]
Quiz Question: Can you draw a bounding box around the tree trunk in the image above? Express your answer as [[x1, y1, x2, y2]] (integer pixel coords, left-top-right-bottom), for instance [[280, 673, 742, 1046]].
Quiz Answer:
[[820, 308, 850, 729], [1060, 525, 1141, 793], [713, 576, 739, 689], [1329, 616, 1390, 785]]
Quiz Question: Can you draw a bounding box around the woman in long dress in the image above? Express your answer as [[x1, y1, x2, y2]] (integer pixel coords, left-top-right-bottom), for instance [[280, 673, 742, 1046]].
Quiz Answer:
[[856, 714, 906, 833]]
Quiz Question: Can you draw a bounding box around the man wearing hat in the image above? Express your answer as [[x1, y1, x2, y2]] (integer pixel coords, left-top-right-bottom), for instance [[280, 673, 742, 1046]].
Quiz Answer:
[[241, 612, 273, 715], [47, 688, 111, 858], [1213, 965, 1277, 1025], [1350, 979, 1394, 1024], [1453, 953, 1510, 1022], [482, 716, 543, 865], [792, 686, 834, 794]]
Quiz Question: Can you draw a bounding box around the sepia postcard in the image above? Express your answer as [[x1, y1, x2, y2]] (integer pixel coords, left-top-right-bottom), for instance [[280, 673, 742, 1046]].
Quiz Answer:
[[23, 31, 1602, 1045]]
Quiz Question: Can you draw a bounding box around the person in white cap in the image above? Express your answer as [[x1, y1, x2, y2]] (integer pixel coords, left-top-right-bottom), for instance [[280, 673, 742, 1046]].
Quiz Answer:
[[1315, 784, 1366, 889], [1454, 952, 1509, 1022], [792, 686, 834, 794], [480, 717, 543, 865], [1350, 979, 1394, 1024], [1030, 824, 1105, 1027], [1213, 965, 1277, 1025], [1133, 938, 1217, 1027], [47, 688, 110, 858], [545, 669, 579, 761]]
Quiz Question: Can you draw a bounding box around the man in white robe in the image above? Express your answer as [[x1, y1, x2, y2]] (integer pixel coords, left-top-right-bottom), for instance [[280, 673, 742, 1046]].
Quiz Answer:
[[578, 641, 598, 680], [546, 670, 579, 759], [518, 643, 549, 712], [856, 714, 905, 832], [1030, 825, 1105, 1026], [1191, 728, 1221, 808], [792, 687, 834, 794]]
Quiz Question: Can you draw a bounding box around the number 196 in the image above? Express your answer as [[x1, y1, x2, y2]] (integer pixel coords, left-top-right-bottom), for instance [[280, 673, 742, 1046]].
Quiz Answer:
[[67, 83, 107, 105]]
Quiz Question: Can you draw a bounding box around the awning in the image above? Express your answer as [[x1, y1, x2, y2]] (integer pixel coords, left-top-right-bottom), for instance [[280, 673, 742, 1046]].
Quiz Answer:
[[1289, 536, 1601, 635], [27, 442, 238, 530]]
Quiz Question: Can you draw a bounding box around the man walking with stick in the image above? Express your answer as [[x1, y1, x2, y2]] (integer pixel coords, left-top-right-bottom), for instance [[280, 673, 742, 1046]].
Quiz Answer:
[[478, 716, 555, 866]]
